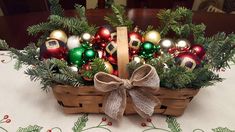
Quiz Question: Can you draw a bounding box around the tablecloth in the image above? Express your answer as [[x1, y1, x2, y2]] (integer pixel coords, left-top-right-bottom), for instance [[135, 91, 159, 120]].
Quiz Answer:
[[0, 51, 234, 132]]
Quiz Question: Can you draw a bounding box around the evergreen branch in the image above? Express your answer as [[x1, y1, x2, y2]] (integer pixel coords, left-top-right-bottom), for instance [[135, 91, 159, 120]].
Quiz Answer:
[[203, 33, 235, 70], [72, 114, 88, 132], [0, 39, 9, 50], [17, 125, 43, 132], [27, 22, 58, 36], [104, 4, 133, 30], [48, 0, 64, 16], [212, 127, 235, 132], [166, 116, 182, 132], [74, 4, 86, 21]]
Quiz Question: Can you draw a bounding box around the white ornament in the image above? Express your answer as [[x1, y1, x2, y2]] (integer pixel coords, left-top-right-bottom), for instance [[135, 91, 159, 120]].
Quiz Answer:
[[67, 36, 81, 50], [69, 66, 78, 72]]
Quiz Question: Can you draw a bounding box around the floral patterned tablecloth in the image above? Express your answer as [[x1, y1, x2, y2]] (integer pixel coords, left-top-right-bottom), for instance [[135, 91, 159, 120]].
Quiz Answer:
[[0, 51, 235, 132]]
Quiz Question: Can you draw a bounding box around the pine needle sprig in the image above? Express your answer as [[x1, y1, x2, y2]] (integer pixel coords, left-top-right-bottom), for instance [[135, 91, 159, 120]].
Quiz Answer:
[[48, 0, 64, 16], [104, 4, 133, 30]]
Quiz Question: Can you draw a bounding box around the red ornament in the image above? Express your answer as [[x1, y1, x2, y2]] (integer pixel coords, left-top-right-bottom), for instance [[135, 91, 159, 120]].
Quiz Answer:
[[40, 39, 68, 60], [97, 50, 106, 59], [129, 32, 142, 50], [107, 55, 117, 65], [129, 32, 142, 41], [129, 49, 139, 55], [190, 44, 206, 60], [81, 62, 93, 81], [175, 52, 200, 71], [96, 27, 111, 42], [112, 70, 119, 76]]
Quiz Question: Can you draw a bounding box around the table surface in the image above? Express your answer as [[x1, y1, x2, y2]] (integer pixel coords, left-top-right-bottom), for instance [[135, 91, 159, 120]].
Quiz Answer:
[[0, 9, 235, 49], [0, 51, 235, 132]]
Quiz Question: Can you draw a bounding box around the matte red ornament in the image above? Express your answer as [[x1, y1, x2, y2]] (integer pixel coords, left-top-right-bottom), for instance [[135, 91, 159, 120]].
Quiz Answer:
[[112, 70, 119, 76], [175, 52, 200, 71], [40, 39, 68, 60], [190, 44, 206, 60]]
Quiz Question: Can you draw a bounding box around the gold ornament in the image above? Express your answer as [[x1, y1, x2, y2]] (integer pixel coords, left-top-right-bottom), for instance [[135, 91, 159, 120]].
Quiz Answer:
[[144, 30, 161, 45], [49, 30, 68, 43], [104, 61, 114, 74], [175, 39, 191, 51], [159, 38, 175, 52], [132, 55, 145, 64]]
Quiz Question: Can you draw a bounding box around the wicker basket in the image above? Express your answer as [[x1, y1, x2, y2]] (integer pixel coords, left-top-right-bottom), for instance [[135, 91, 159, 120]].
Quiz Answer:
[[52, 85, 199, 116], [52, 27, 200, 116]]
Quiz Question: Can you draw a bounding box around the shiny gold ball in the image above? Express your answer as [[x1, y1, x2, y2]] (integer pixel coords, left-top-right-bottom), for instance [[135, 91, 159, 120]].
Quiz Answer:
[[49, 30, 68, 43], [132, 55, 145, 64], [104, 61, 114, 74], [159, 38, 175, 52], [144, 30, 161, 45], [175, 39, 191, 51]]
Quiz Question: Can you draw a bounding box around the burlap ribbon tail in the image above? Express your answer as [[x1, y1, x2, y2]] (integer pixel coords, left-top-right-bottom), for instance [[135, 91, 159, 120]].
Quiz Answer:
[[94, 64, 161, 120]]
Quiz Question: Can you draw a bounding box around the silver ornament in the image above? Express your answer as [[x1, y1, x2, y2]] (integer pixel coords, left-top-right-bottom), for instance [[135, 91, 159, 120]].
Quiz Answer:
[[81, 33, 92, 41], [159, 38, 175, 52], [175, 39, 191, 51]]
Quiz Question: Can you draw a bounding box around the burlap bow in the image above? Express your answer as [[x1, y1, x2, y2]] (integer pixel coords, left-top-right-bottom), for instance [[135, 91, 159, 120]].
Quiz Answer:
[[94, 64, 161, 120]]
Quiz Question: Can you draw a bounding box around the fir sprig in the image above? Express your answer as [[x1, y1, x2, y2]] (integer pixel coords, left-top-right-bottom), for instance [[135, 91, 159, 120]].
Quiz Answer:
[[48, 0, 64, 16], [72, 114, 88, 132], [104, 4, 133, 30], [166, 116, 182, 132]]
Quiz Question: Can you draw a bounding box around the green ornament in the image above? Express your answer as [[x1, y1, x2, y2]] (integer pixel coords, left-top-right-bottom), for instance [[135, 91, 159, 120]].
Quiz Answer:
[[140, 41, 155, 53], [154, 45, 161, 52], [81, 42, 91, 49], [139, 50, 153, 59], [83, 49, 97, 61], [68, 47, 86, 67]]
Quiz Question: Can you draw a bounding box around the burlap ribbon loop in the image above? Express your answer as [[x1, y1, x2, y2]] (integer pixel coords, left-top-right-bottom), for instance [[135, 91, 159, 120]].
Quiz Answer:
[[94, 64, 161, 120]]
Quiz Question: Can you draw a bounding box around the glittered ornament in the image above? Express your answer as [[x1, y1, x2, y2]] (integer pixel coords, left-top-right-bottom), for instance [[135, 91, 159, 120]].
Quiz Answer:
[[97, 49, 106, 59], [81, 33, 92, 42], [176, 39, 191, 52], [104, 61, 114, 74], [40, 39, 67, 60], [68, 47, 86, 67], [175, 52, 200, 71], [144, 30, 161, 45], [159, 38, 175, 52], [105, 41, 117, 56], [190, 44, 206, 60], [83, 49, 97, 61], [96, 27, 111, 41], [49, 30, 68, 43], [67, 36, 80, 50]]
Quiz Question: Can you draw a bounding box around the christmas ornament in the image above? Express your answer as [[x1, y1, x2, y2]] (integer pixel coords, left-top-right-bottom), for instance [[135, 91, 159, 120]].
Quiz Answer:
[[104, 61, 114, 74], [97, 49, 106, 59], [81, 62, 93, 81], [129, 49, 139, 56], [67, 36, 80, 50], [144, 30, 161, 45], [132, 55, 145, 64], [107, 55, 117, 65], [112, 70, 118, 76], [140, 41, 155, 55], [49, 30, 68, 43], [83, 49, 97, 61], [96, 27, 111, 41], [175, 52, 200, 71], [40, 39, 67, 60], [105, 41, 117, 56], [175, 39, 191, 52], [69, 65, 78, 72], [159, 38, 175, 52], [68, 47, 86, 67], [81, 33, 92, 42], [129, 32, 142, 50], [190, 44, 206, 60]]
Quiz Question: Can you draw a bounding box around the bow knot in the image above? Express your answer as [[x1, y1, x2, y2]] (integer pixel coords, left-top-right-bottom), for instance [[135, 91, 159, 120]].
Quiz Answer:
[[122, 79, 132, 89], [94, 64, 161, 120]]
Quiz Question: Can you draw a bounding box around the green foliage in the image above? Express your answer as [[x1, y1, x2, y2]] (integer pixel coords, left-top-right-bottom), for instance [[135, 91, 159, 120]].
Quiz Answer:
[[212, 127, 235, 132], [105, 0, 114, 8], [104, 4, 133, 30], [25, 59, 83, 91], [48, 0, 64, 16], [17, 125, 43, 132], [203, 32, 235, 70], [166, 116, 182, 132], [0, 39, 9, 50], [82, 58, 108, 79], [72, 114, 88, 132], [157, 7, 205, 40]]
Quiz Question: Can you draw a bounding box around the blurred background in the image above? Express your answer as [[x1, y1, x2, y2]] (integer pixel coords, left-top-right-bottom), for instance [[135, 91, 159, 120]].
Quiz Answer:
[[0, 0, 234, 16]]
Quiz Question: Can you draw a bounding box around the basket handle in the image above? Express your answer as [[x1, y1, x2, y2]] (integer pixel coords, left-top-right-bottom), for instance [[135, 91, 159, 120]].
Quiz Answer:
[[116, 27, 129, 79]]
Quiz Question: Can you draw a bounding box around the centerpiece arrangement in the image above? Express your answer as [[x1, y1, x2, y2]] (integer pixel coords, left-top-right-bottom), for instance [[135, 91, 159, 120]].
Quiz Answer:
[[1, 0, 235, 120]]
